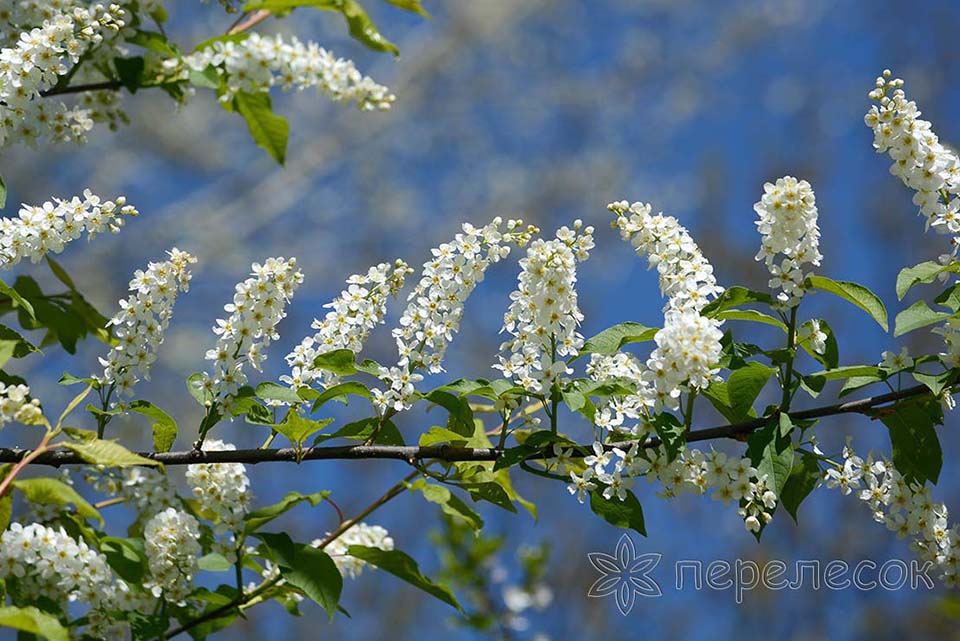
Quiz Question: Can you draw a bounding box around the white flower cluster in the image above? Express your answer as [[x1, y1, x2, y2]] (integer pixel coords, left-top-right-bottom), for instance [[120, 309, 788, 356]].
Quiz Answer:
[[373, 218, 535, 413], [166, 32, 395, 111], [753, 176, 822, 307], [186, 439, 251, 535], [609, 201, 723, 314], [494, 221, 594, 394], [585, 352, 652, 435], [866, 70, 960, 245], [0, 190, 137, 268], [599, 201, 724, 416], [0, 382, 42, 426], [825, 444, 960, 586], [0, 3, 126, 147], [200, 257, 304, 402], [98, 248, 196, 397], [143, 507, 201, 602], [283, 260, 411, 392], [565, 443, 777, 532], [88, 467, 175, 519], [0, 522, 148, 639], [318, 522, 394, 579]]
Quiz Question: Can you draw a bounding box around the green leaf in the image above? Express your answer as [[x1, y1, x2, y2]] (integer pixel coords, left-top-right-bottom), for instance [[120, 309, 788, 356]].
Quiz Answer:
[[894, 300, 952, 337], [870, 397, 943, 485], [0, 605, 68, 641], [244, 490, 330, 534], [0, 174, 5, 209], [896, 260, 959, 300], [727, 362, 775, 421], [128, 400, 178, 452], [650, 412, 684, 462], [588, 489, 646, 536], [276, 411, 333, 447], [256, 381, 303, 405], [61, 438, 160, 467], [806, 275, 888, 331], [234, 91, 289, 164], [912, 370, 956, 397], [310, 381, 371, 411], [114, 56, 145, 93], [715, 309, 788, 332], [808, 364, 882, 380], [385, 0, 430, 16], [189, 65, 222, 90], [197, 552, 233, 572], [12, 477, 102, 524], [839, 374, 885, 398], [258, 532, 342, 620], [100, 536, 148, 583], [418, 426, 468, 447], [935, 283, 960, 312], [578, 322, 658, 358], [0, 276, 34, 320], [243, 0, 400, 55], [779, 451, 821, 523], [127, 30, 179, 56], [461, 481, 517, 513], [415, 481, 484, 531], [314, 416, 404, 445], [746, 420, 794, 497], [59, 371, 96, 387], [702, 286, 774, 316], [424, 389, 474, 436], [311, 349, 358, 375], [346, 546, 462, 610]]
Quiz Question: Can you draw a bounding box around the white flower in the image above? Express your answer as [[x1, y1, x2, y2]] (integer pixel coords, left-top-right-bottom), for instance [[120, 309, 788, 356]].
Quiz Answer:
[[753, 176, 822, 308], [143, 508, 201, 602], [98, 248, 195, 398], [0, 382, 43, 426], [199, 256, 304, 402], [494, 221, 593, 393], [567, 468, 596, 504], [167, 32, 395, 110], [283, 260, 410, 392], [798, 319, 828, 355], [0, 190, 137, 268], [316, 522, 393, 579], [186, 439, 251, 535], [880, 346, 914, 371]]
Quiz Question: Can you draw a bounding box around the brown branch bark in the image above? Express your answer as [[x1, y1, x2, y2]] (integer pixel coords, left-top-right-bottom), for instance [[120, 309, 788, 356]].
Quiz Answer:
[[0, 383, 936, 467]]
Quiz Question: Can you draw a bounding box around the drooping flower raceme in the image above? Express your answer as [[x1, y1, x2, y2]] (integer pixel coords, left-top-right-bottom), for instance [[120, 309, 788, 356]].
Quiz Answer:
[[0, 3, 127, 148], [185, 439, 251, 536], [609, 200, 723, 314], [283, 260, 411, 392], [825, 443, 960, 587], [753, 176, 822, 308], [143, 507, 202, 602], [318, 522, 394, 579], [0, 190, 137, 268], [0, 522, 148, 639], [165, 32, 395, 111], [97, 248, 196, 398], [644, 310, 724, 412], [199, 257, 304, 403], [494, 221, 594, 394], [866, 70, 960, 245], [0, 382, 43, 427], [372, 218, 535, 413]]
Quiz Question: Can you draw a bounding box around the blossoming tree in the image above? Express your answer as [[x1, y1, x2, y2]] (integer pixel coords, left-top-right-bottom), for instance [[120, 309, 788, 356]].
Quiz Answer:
[[0, 0, 955, 638]]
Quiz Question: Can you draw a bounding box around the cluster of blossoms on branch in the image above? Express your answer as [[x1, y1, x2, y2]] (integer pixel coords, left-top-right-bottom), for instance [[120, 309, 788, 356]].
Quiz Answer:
[[754, 176, 822, 308], [165, 32, 396, 111], [0, 382, 42, 426], [373, 218, 536, 413], [319, 522, 394, 579], [283, 260, 411, 392], [97, 248, 196, 398], [825, 443, 960, 586], [0, 2, 126, 147], [199, 257, 304, 404], [0, 521, 151, 639], [0, 190, 137, 268], [185, 439, 251, 540], [143, 507, 202, 602], [494, 220, 594, 394]]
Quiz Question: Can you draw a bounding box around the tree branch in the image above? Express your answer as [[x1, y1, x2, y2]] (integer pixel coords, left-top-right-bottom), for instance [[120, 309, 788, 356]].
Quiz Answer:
[[0, 383, 937, 467], [40, 80, 124, 97]]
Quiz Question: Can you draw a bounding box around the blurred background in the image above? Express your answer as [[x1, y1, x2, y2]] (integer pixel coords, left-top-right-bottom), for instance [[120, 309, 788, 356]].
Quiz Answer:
[[5, 0, 960, 639]]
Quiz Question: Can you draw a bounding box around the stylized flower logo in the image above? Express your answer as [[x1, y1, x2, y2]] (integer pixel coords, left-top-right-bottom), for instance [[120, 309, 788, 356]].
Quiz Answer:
[[587, 534, 661, 615]]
